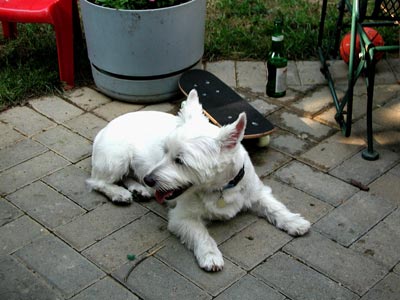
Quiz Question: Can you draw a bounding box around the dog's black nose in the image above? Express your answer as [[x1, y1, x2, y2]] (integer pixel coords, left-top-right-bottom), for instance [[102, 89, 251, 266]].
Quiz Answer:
[[144, 175, 156, 187]]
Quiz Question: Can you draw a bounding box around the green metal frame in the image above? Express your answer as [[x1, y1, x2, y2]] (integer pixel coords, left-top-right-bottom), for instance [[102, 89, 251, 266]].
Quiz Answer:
[[318, 0, 400, 160]]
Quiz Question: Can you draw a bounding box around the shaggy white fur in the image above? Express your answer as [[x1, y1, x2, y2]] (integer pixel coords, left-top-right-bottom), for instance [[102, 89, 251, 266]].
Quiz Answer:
[[88, 90, 311, 272]]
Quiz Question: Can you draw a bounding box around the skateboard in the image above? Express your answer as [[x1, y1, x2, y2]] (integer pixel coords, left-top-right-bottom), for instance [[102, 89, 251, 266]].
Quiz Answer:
[[179, 69, 275, 147]]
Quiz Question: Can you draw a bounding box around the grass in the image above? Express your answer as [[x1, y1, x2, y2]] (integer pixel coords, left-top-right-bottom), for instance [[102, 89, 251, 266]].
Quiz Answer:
[[0, 23, 92, 109], [0, 0, 398, 108], [0, 25, 60, 107], [205, 0, 326, 60]]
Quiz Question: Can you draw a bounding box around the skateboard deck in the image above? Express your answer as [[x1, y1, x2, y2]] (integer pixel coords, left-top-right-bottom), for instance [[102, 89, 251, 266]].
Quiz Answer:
[[179, 69, 275, 139]]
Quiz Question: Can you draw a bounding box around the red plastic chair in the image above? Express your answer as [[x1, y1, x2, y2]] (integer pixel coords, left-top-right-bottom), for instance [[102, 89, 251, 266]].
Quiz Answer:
[[0, 0, 80, 88]]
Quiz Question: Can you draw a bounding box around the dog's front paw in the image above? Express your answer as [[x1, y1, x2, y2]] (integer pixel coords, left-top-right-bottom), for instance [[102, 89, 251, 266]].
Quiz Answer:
[[197, 250, 224, 272], [124, 179, 152, 201], [130, 189, 152, 202], [111, 189, 133, 205], [284, 216, 311, 236]]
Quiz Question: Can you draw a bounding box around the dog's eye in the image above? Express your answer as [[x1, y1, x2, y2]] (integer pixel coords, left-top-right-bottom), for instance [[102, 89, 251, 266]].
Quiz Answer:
[[174, 157, 184, 165]]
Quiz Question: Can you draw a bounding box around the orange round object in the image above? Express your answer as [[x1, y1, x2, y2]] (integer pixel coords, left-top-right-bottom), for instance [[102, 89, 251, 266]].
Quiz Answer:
[[339, 27, 384, 64]]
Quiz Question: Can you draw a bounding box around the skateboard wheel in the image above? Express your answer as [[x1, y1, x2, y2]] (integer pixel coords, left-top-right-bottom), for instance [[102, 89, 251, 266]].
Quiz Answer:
[[257, 136, 270, 147]]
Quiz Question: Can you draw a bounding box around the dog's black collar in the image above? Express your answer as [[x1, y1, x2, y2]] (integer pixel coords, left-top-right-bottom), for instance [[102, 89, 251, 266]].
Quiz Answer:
[[222, 165, 245, 190]]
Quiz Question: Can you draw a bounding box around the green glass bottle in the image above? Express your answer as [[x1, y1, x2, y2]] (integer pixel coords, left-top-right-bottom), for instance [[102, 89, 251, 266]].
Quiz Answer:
[[266, 19, 288, 98]]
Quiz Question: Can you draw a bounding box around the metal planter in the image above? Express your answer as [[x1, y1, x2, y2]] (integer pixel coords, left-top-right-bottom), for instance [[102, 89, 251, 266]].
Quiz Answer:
[[80, 0, 206, 102]]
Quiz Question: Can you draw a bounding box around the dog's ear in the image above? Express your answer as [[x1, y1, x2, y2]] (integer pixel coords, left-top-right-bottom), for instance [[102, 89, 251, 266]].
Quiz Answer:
[[218, 112, 247, 149], [178, 89, 205, 123]]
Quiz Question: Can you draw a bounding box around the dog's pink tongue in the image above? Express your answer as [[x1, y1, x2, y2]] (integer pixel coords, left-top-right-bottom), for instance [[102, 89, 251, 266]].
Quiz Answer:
[[155, 190, 173, 204]]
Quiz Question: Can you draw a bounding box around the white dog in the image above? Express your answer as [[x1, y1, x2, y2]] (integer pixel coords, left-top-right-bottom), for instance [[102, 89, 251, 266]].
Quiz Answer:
[[88, 90, 310, 272]]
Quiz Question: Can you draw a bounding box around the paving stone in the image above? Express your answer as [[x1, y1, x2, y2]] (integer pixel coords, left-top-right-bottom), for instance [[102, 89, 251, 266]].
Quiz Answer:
[[0, 138, 47, 171], [0, 255, 62, 300], [373, 127, 400, 152], [140, 200, 169, 220], [67, 87, 112, 111], [283, 231, 388, 296], [263, 178, 333, 224], [208, 212, 258, 245], [327, 63, 373, 92], [360, 273, 400, 300], [64, 113, 107, 141], [3, 59, 400, 299], [327, 59, 348, 84], [43, 165, 107, 210], [205, 60, 236, 87], [0, 122, 25, 149], [0, 106, 55, 136], [301, 132, 366, 171], [291, 86, 338, 116], [252, 252, 359, 300], [374, 59, 398, 85], [296, 61, 326, 85], [83, 213, 170, 272], [373, 84, 400, 105], [336, 81, 367, 96], [248, 147, 292, 177], [249, 98, 279, 116], [351, 209, 400, 269], [30, 95, 84, 123], [0, 151, 69, 196], [15, 235, 105, 298], [71, 277, 138, 300], [34, 125, 92, 163], [389, 163, 400, 177], [0, 197, 22, 226], [6, 181, 85, 229], [317, 85, 400, 127], [93, 101, 144, 121], [237, 61, 266, 93], [313, 87, 389, 128], [139, 101, 178, 113], [338, 115, 392, 149], [56, 202, 148, 251], [0, 215, 48, 255], [113, 256, 211, 300], [75, 156, 92, 172], [219, 219, 292, 271], [313, 191, 395, 247], [214, 274, 284, 300], [156, 237, 246, 296], [388, 58, 400, 81], [313, 106, 341, 127], [394, 263, 400, 275], [368, 172, 400, 206], [274, 161, 358, 207], [329, 147, 399, 184], [270, 110, 336, 142], [387, 97, 400, 111], [372, 105, 400, 133], [287, 61, 301, 86], [269, 88, 301, 104], [289, 84, 316, 95], [269, 129, 314, 156]]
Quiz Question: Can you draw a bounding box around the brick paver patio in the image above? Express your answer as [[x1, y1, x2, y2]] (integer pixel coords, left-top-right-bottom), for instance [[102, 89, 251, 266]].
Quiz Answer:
[[1, 59, 400, 299]]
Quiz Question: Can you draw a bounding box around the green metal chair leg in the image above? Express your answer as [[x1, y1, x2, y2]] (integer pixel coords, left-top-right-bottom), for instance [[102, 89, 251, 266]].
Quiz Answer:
[[318, 0, 399, 161], [362, 53, 379, 160]]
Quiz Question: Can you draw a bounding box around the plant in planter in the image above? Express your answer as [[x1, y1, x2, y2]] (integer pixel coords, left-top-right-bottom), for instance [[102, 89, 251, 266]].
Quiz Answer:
[[80, 0, 206, 102], [93, 0, 188, 10]]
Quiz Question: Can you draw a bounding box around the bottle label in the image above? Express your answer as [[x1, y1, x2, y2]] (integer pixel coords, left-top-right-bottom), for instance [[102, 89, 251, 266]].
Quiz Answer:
[[272, 35, 284, 42], [275, 66, 287, 93]]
